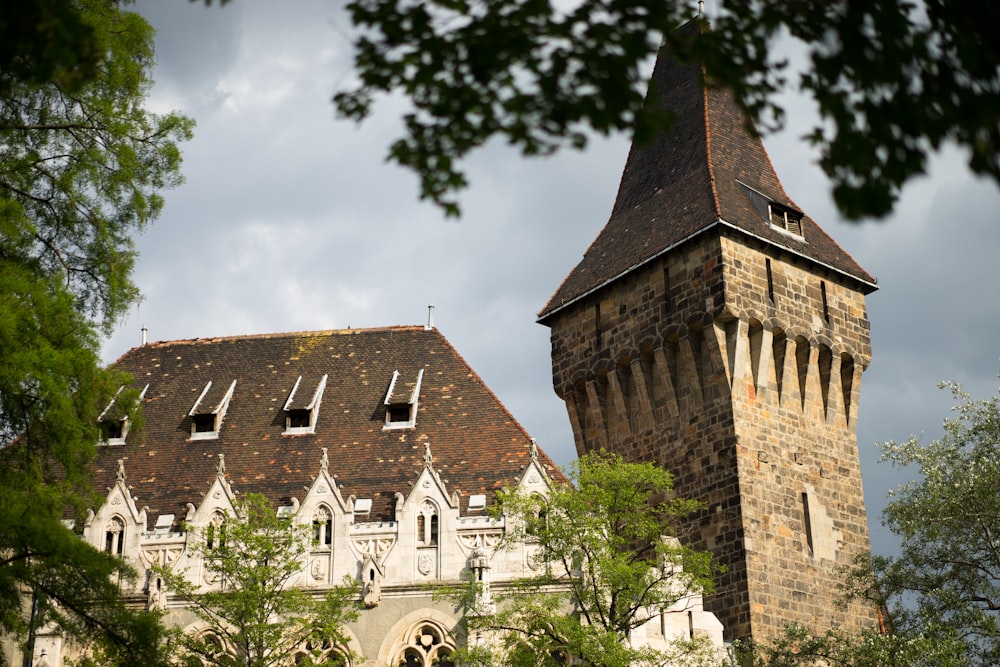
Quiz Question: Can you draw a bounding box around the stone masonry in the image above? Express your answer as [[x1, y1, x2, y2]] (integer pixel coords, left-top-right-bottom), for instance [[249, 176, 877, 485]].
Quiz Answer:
[[543, 229, 875, 642]]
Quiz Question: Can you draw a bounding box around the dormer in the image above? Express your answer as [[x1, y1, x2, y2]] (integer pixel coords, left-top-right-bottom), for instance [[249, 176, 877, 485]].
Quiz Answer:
[[382, 368, 423, 429], [98, 384, 148, 446], [283, 374, 327, 435], [738, 181, 804, 239], [188, 379, 236, 440]]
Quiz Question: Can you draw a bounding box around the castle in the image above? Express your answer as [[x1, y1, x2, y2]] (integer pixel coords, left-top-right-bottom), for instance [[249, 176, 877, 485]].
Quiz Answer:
[[19, 22, 877, 667], [25, 325, 724, 667], [538, 26, 878, 641]]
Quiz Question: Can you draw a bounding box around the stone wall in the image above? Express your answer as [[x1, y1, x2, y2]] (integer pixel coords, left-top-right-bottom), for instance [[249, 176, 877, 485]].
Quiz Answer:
[[545, 229, 876, 641]]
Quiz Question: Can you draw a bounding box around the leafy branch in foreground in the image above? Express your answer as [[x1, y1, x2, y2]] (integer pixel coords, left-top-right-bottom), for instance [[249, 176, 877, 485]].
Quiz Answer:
[[449, 450, 722, 667], [160, 493, 359, 667], [336, 0, 999, 218], [0, 1, 191, 663]]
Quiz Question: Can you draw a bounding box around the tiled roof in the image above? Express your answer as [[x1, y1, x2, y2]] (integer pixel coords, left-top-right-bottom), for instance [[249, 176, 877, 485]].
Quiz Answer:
[[539, 25, 876, 321], [91, 326, 560, 524]]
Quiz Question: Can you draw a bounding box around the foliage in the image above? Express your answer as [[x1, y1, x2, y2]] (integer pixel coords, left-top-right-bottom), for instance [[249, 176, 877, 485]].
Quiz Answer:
[[751, 379, 1000, 666], [869, 380, 1000, 666], [335, 0, 1000, 217], [160, 493, 360, 667], [746, 623, 966, 667], [453, 450, 721, 667], [0, 0, 192, 664]]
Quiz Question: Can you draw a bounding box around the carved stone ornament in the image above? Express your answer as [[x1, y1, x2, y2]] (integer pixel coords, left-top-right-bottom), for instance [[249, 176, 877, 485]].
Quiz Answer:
[[417, 552, 435, 575], [526, 546, 544, 571], [316, 483, 328, 495], [457, 532, 501, 555], [139, 547, 183, 570], [351, 537, 395, 562], [310, 557, 327, 582]]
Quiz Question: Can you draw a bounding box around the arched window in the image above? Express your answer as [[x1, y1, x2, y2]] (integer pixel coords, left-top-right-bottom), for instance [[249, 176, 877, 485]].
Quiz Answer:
[[313, 506, 334, 547], [206, 512, 226, 550], [416, 501, 438, 546], [104, 516, 125, 556], [293, 638, 350, 666], [393, 622, 454, 667]]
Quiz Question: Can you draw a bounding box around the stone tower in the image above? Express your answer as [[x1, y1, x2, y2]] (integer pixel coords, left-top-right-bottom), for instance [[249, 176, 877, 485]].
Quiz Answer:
[[538, 28, 878, 644]]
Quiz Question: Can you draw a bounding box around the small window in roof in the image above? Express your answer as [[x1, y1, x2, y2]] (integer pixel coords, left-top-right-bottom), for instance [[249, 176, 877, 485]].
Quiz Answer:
[[382, 369, 423, 430], [283, 375, 327, 435], [98, 384, 148, 446], [769, 203, 803, 237], [189, 380, 236, 441], [738, 180, 804, 239], [100, 419, 126, 444]]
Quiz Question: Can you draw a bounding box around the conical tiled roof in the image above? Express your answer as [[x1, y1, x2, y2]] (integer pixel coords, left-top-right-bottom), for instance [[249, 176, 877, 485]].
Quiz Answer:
[[539, 25, 876, 321]]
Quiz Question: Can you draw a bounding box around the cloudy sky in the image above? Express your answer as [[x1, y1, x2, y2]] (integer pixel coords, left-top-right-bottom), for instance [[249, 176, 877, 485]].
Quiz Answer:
[[107, 0, 1000, 556]]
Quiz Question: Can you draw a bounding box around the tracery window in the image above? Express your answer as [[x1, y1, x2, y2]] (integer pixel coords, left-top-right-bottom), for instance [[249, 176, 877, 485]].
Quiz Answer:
[[392, 623, 455, 667], [205, 512, 226, 550], [416, 501, 438, 546], [292, 638, 350, 666], [104, 516, 125, 556], [313, 506, 334, 547]]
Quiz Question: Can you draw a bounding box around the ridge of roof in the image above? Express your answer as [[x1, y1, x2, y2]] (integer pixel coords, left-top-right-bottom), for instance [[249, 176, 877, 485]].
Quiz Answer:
[[538, 26, 876, 322], [139, 324, 424, 349]]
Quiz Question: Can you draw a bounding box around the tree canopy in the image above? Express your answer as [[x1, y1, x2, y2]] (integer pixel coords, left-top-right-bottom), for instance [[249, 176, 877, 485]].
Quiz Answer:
[[869, 380, 1000, 665], [334, 0, 1000, 217], [0, 0, 192, 663], [453, 451, 720, 667], [161, 493, 359, 667]]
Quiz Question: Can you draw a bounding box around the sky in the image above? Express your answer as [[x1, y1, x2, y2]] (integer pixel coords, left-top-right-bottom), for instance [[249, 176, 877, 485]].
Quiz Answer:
[[107, 0, 1000, 557]]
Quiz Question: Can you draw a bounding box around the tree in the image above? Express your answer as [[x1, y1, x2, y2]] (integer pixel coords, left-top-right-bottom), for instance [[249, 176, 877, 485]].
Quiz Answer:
[[161, 493, 360, 667], [0, 0, 192, 663], [334, 0, 1000, 218], [866, 380, 1000, 666], [749, 379, 1000, 666], [452, 450, 721, 667], [746, 623, 966, 667]]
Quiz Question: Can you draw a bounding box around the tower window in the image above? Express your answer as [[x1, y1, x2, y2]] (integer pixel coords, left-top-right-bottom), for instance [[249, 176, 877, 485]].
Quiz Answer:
[[663, 266, 673, 314], [769, 204, 803, 237], [802, 492, 815, 557], [765, 259, 775, 303], [820, 281, 830, 324], [737, 180, 804, 238]]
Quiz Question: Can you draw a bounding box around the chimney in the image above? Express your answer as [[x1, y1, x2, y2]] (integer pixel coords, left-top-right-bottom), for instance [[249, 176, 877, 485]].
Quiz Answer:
[[141, 326, 148, 346], [425, 304, 435, 331]]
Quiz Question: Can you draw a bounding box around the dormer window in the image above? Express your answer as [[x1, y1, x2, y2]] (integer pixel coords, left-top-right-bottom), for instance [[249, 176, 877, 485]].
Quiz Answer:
[[383, 368, 423, 430], [282, 374, 327, 435], [98, 384, 148, 446], [100, 419, 126, 443], [738, 180, 805, 239], [189, 380, 236, 441], [769, 203, 803, 236]]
